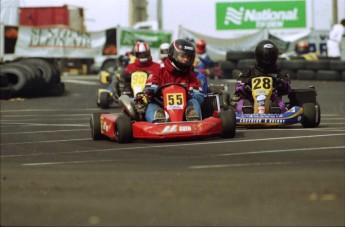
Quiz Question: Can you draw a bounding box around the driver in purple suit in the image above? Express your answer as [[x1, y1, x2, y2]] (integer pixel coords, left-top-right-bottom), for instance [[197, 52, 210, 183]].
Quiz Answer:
[[232, 40, 291, 114]]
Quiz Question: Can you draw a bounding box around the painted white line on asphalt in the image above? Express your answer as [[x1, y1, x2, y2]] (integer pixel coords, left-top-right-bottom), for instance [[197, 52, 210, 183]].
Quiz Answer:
[[63, 79, 99, 85], [0, 123, 88, 127], [1, 129, 89, 135], [22, 159, 113, 166], [3, 133, 345, 158], [1, 138, 91, 146], [0, 108, 100, 113], [213, 146, 345, 157], [189, 159, 345, 169], [0, 114, 92, 117]]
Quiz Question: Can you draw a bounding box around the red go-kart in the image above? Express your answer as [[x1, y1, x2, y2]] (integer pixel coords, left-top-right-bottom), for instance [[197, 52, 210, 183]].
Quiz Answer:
[[90, 83, 236, 143]]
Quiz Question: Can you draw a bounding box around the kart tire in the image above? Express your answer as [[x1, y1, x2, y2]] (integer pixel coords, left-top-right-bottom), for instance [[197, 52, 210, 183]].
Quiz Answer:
[[221, 92, 231, 107], [90, 113, 107, 140], [115, 115, 133, 143], [100, 92, 110, 109], [315, 102, 321, 127], [219, 109, 236, 138], [301, 102, 317, 128]]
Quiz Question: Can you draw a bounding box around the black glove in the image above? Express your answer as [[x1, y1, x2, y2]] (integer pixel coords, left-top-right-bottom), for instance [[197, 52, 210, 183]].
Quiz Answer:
[[244, 84, 252, 93]]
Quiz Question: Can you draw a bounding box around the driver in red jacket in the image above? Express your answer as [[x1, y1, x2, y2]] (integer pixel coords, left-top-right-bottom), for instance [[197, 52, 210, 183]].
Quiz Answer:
[[144, 39, 204, 123], [123, 41, 160, 94]]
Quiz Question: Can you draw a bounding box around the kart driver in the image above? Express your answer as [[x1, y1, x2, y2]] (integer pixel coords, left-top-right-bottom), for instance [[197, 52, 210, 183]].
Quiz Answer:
[[143, 39, 204, 123], [158, 42, 170, 67], [195, 39, 213, 78], [232, 39, 291, 113], [123, 41, 161, 94]]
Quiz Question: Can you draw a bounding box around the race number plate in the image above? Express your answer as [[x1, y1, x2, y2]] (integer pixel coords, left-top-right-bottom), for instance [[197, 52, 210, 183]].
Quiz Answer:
[[131, 71, 147, 96], [251, 76, 273, 114], [166, 93, 184, 110]]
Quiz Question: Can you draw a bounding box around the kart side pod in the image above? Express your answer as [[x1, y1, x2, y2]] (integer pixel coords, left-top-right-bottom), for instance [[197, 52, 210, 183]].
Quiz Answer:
[[118, 95, 136, 120]]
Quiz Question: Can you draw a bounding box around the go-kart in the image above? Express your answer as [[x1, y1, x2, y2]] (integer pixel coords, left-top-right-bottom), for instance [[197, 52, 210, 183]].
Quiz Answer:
[[96, 70, 148, 109], [236, 76, 320, 128], [90, 83, 236, 143]]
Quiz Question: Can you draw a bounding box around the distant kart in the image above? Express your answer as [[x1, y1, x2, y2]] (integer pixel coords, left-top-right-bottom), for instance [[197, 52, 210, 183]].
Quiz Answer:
[[96, 70, 148, 109], [90, 83, 236, 143], [236, 76, 321, 128]]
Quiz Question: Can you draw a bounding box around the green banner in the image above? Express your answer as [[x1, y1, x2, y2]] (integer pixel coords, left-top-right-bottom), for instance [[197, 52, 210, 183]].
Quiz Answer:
[[120, 29, 171, 48], [216, 1, 306, 30]]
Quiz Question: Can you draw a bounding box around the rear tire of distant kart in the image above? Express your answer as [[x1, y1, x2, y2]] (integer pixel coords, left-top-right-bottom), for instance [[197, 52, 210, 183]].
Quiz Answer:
[[301, 103, 317, 128], [115, 115, 133, 143], [219, 109, 236, 138], [100, 92, 110, 109], [315, 102, 321, 127], [221, 92, 231, 107], [90, 113, 106, 140]]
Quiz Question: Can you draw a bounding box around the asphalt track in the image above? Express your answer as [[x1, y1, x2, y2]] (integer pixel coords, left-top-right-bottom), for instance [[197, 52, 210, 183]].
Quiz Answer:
[[1, 75, 344, 226]]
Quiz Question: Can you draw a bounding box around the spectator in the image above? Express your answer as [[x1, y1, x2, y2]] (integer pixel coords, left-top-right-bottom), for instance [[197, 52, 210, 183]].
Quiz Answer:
[[327, 19, 345, 59]]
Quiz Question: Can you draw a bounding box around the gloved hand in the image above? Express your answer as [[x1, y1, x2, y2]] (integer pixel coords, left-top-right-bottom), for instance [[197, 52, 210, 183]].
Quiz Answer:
[[244, 84, 252, 93], [190, 91, 204, 104], [144, 89, 156, 101]]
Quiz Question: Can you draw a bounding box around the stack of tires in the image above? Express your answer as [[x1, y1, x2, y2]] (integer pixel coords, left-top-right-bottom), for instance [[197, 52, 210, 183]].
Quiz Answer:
[[0, 58, 65, 99], [219, 50, 345, 81], [281, 59, 345, 81]]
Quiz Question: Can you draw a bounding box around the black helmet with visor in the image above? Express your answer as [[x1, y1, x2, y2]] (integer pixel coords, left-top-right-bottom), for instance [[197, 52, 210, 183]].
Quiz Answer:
[[168, 39, 196, 71]]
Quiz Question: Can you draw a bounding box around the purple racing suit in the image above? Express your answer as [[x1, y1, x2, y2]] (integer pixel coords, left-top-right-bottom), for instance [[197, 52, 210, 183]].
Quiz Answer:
[[234, 65, 291, 114]]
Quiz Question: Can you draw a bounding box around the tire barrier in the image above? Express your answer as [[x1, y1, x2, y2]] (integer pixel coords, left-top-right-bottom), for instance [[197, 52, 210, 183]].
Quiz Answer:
[[296, 70, 316, 80], [217, 58, 344, 81], [0, 58, 65, 99]]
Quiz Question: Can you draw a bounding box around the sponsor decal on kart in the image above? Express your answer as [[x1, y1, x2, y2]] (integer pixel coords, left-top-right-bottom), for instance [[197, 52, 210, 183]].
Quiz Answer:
[[239, 118, 285, 123], [101, 120, 111, 133], [162, 125, 192, 133]]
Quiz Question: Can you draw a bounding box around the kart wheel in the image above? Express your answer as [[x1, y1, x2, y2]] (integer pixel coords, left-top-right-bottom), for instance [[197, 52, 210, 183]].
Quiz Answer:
[[219, 109, 236, 138], [221, 92, 231, 107], [90, 113, 106, 140], [100, 92, 110, 109], [115, 115, 133, 143], [301, 103, 317, 128], [315, 102, 321, 127]]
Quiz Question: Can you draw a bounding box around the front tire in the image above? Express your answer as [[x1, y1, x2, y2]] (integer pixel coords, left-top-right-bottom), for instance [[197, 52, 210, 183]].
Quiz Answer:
[[219, 108, 236, 138], [301, 103, 317, 128], [115, 115, 133, 143], [90, 113, 106, 140]]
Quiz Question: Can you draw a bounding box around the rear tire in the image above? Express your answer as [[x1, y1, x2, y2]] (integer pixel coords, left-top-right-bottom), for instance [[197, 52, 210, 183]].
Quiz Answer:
[[115, 115, 133, 143], [301, 103, 317, 128], [90, 113, 106, 140], [315, 102, 321, 127], [100, 92, 110, 109], [219, 109, 236, 138]]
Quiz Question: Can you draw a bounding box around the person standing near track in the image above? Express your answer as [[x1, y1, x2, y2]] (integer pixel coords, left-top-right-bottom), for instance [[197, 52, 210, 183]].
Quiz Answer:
[[327, 19, 345, 59]]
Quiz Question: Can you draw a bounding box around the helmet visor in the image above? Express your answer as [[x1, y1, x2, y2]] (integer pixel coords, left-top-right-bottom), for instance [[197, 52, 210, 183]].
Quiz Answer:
[[136, 50, 150, 59], [172, 51, 195, 69]]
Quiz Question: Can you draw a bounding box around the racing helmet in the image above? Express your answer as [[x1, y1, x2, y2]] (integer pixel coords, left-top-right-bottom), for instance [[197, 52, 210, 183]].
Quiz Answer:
[[168, 39, 196, 71], [255, 39, 279, 69], [295, 40, 310, 55], [159, 43, 170, 60], [134, 41, 151, 63], [195, 39, 206, 54]]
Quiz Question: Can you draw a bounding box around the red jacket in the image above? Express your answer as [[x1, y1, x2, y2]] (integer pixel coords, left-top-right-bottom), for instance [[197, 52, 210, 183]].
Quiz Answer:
[[124, 57, 160, 79], [147, 58, 201, 91]]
